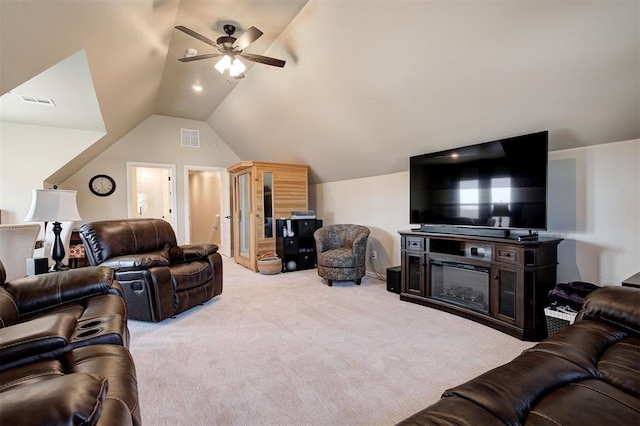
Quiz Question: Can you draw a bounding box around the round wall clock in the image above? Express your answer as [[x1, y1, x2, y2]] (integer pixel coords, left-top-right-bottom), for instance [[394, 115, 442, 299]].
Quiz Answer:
[[89, 174, 116, 197]]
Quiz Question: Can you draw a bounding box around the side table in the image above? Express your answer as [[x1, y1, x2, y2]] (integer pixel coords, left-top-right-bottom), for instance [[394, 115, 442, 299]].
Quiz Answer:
[[622, 272, 640, 288]]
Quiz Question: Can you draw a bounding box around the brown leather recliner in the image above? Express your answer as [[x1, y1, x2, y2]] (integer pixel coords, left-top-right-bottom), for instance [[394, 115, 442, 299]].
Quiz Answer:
[[398, 286, 640, 425], [0, 260, 141, 425], [80, 218, 223, 322]]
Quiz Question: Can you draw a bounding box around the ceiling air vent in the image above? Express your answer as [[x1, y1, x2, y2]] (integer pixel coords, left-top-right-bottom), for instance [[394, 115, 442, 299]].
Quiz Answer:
[[19, 95, 56, 107], [181, 128, 200, 148]]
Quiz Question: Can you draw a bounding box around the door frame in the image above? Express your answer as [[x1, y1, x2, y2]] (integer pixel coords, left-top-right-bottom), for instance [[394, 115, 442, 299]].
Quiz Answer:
[[126, 162, 177, 230]]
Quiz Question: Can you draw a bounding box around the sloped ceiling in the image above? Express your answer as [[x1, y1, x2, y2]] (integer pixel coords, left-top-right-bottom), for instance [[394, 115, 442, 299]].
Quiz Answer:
[[155, 0, 308, 120], [210, 1, 640, 183], [1, 0, 638, 185]]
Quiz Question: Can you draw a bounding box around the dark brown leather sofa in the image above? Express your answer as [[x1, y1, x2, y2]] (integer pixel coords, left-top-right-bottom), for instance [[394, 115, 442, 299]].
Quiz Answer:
[[80, 218, 223, 322], [398, 285, 640, 425], [0, 260, 140, 425]]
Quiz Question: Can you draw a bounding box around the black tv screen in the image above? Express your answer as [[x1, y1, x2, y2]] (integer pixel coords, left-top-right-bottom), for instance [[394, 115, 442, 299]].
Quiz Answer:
[[410, 131, 548, 231]]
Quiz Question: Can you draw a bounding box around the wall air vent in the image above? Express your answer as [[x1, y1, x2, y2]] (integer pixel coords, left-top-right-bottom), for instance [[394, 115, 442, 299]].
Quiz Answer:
[[181, 128, 200, 148], [19, 95, 56, 107]]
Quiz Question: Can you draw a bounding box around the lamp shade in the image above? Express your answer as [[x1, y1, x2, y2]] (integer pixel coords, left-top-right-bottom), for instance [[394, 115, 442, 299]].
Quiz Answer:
[[492, 203, 510, 217], [24, 189, 82, 222]]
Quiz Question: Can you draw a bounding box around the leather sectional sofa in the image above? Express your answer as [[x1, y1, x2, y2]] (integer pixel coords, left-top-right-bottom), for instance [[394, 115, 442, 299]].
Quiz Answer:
[[0, 260, 140, 425], [399, 285, 640, 425], [80, 218, 223, 322]]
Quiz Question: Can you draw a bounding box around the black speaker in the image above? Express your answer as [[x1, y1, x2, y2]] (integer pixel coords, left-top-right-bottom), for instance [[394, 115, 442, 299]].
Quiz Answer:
[[386, 266, 401, 294], [26, 257, 49, 275]]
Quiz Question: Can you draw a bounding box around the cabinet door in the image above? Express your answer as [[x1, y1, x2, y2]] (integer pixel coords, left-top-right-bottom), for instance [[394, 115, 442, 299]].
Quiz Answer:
[[491, 265, 522, 326], [402, 251, 426, 296], [232, 170, 255, 270]]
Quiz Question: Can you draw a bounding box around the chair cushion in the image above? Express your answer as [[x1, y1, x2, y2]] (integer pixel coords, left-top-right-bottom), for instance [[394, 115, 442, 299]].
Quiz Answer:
[[318, 248, 358, 268], [170, 261, 213, 292]]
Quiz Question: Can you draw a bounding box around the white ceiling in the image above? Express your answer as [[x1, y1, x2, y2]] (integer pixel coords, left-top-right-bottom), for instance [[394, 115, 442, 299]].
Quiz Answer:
[[1, 0, 638, 184]]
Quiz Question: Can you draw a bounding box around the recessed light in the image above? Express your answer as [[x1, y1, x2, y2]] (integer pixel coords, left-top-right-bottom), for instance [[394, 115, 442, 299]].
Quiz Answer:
[[192, 84, 203, 92]]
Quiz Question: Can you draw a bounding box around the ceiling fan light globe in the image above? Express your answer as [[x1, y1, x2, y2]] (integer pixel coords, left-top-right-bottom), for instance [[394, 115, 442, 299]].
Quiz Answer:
[[214, 55, 232, 73], [229, 58, 246, 77]]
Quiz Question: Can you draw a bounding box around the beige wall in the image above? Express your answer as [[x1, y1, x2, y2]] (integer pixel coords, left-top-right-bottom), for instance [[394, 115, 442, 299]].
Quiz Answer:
[[61, 114, 240, 243], [309, 171, 410, 278], [0, 122, 103, 224], [310, 139, 639, 287]]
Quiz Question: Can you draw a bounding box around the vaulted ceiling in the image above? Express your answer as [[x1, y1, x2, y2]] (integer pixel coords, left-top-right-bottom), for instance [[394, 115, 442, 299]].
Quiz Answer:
[[1, 0, 638, 184]]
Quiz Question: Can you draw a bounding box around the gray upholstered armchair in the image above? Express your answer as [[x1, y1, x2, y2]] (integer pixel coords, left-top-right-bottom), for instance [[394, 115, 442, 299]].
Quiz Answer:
[[314, 224, 370, 286]]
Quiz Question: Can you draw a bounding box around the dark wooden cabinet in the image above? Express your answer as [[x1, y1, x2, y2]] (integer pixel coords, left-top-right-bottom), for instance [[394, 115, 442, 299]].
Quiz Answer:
[[399, 230, 562, 341], [276, 219, 322, 272]]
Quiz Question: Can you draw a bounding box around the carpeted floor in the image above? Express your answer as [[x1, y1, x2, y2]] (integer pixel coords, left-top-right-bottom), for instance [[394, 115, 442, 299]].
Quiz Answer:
[[128, 256, 533, 425]]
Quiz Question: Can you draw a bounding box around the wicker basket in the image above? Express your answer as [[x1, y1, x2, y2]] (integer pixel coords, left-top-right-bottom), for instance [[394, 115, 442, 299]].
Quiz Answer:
[[257, 252, 282, 275], [544, 307, 577, 337]]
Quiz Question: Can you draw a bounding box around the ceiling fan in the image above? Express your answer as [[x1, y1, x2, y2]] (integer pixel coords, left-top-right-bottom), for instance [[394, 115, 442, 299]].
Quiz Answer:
[[175, 24, 285, 79]]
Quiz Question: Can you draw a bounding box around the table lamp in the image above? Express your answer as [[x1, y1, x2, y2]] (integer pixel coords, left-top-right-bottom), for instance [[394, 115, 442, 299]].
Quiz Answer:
[[24, 187, 82, 271], [492, 203, 510, 228]]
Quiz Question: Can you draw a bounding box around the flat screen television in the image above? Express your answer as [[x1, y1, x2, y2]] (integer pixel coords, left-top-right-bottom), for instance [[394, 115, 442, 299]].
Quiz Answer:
[[409, 131, 548, 234]]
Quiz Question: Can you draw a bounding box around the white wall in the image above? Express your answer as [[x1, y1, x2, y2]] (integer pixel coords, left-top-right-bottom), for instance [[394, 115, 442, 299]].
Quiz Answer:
[[61, 114, 240, 243], [310, 139, 639, 286], [547, 139, 639, 286], [0, 122, 103, 224]]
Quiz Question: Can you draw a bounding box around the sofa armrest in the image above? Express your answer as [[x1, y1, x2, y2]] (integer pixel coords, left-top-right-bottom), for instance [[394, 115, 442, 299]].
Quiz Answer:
[[578, 286, 640, 333], [99, 251, 170, 271], [0, 287, 19, 328], [0, 373, 108, 425], [0, 313, 76, 371], [169, 244, 218, 264], [352, 232, 369, 261], [5, 267, 115, 317]]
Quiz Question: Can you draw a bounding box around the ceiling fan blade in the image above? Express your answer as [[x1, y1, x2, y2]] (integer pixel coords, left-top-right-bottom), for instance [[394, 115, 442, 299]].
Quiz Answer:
[[240, 52, 285, 68], [233, 26, 263, 50], [175, 26, 222, 50], [178, 53, 223, 62]]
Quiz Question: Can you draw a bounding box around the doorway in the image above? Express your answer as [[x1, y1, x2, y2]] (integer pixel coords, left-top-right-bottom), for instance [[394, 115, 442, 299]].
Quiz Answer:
[[126, 162, 177, 230], [184, 166, 231, 257]]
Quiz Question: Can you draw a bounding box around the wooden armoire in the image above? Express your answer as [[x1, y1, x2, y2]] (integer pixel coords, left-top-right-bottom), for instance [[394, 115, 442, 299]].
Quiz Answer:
[[226, 161, 309, 272]]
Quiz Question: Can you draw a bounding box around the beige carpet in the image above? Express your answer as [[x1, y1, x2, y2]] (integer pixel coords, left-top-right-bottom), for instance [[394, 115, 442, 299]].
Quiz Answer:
[[128, 257, 533, 426]]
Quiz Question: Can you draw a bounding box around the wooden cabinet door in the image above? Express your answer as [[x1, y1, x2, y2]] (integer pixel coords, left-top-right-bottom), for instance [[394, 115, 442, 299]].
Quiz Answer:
[[232, 170, 255, 270], [491, 264, 523, 327], [402, 251, 426, 296]]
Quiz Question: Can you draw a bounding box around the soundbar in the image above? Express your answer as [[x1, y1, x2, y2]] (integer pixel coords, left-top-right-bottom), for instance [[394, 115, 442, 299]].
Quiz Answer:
[[418, 225, 511, 238]]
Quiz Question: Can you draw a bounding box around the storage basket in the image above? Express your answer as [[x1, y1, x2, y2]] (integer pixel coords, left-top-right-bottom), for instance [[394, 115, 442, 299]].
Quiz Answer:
[[544, 307, 577, 337], [257, 252, 282, 275]]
